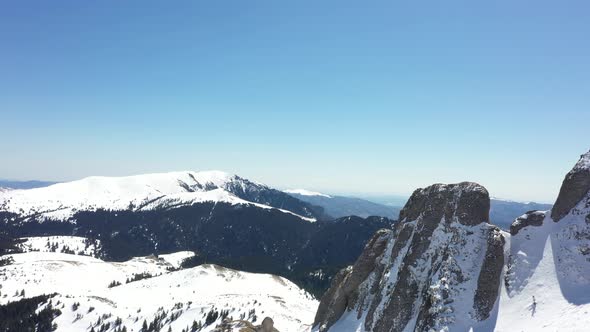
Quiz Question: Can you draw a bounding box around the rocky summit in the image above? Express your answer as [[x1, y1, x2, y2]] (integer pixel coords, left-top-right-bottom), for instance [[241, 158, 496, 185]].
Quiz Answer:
[[313, 182, 504, 332], [551, 150, 590, 222]]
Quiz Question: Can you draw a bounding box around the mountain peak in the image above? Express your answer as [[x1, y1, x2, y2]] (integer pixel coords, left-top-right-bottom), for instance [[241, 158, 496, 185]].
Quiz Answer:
[[399, 181, 490, 226], [551, 150, 590, 222]]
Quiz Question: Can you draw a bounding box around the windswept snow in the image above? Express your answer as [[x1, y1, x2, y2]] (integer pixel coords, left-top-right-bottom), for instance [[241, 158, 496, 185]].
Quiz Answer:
[[284, 189, 332, 198], [0, 240, 318, 332]]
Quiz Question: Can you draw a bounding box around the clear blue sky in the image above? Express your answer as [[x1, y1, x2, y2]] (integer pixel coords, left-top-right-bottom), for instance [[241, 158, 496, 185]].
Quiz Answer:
[[1, 1, 589, 203]]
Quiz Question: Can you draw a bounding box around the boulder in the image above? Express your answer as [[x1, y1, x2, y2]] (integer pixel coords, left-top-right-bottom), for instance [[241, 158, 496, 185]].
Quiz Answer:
[[510, 210, 546, 235]]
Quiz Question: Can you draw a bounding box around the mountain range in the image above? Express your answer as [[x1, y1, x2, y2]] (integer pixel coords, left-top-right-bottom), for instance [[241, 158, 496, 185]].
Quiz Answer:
[[1, 150, 588, 331], [0, 171, 394, 298], [1, 176, 550, 230]]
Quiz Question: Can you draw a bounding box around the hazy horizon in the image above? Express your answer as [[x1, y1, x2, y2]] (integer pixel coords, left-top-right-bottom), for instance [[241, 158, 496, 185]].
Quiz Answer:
[[0, 169, 564, 204], [2, 1, 589, 203]]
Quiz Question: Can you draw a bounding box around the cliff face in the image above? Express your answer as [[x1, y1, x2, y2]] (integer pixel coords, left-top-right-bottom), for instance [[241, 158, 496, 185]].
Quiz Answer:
[[313, 182, 504, 332], [551, 151, 590, 222]]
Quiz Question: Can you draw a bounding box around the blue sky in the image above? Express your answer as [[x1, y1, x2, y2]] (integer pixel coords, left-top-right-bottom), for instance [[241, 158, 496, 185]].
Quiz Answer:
[[1, 1, 589, 202]]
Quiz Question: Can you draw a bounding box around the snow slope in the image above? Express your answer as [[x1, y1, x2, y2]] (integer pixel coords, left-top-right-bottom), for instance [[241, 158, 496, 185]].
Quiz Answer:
[[495, 201, 590, 330], [0, 171, 315, 222], [0, 241, 318, 332]]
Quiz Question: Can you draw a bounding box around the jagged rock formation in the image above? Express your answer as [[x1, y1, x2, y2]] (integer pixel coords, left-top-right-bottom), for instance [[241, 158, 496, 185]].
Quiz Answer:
[[314, 182, 504, 332], [551, 151, 590, 222]]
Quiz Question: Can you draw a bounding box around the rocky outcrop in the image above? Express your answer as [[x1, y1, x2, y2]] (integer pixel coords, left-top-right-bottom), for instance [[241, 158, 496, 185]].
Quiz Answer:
[[510, 210, 546, 235], [312, 229, 393, 330], [213, 317, 279, 332], [313, 182, 504, 332], [551, 150, 590, 222], [398, 182, 490, 226], [473, 229, 505, 320]]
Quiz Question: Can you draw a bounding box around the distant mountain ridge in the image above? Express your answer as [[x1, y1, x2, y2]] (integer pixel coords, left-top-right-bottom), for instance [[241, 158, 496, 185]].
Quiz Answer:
[[489, 198, 552, 230], [0, 171, 324, 222], [0, 180, 58, 190], [285, 189, 400, 219], [284, 189, 551, 227]]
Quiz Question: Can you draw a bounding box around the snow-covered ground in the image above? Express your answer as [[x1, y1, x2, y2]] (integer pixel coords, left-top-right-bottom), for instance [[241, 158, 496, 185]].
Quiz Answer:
[[0, 171, 315, 222], [0, 240, 318, 332], [494, 200, 590, 331], [16, 236, 102, 257]]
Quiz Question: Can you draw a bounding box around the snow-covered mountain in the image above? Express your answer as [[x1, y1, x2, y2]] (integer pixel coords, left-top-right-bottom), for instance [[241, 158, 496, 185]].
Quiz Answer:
[[1, 172, 392, 299], [313, 150, 590, 332], [284, 189, 400, 219], [0, 242, 318, 332], [0, 171, 321, 222]]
